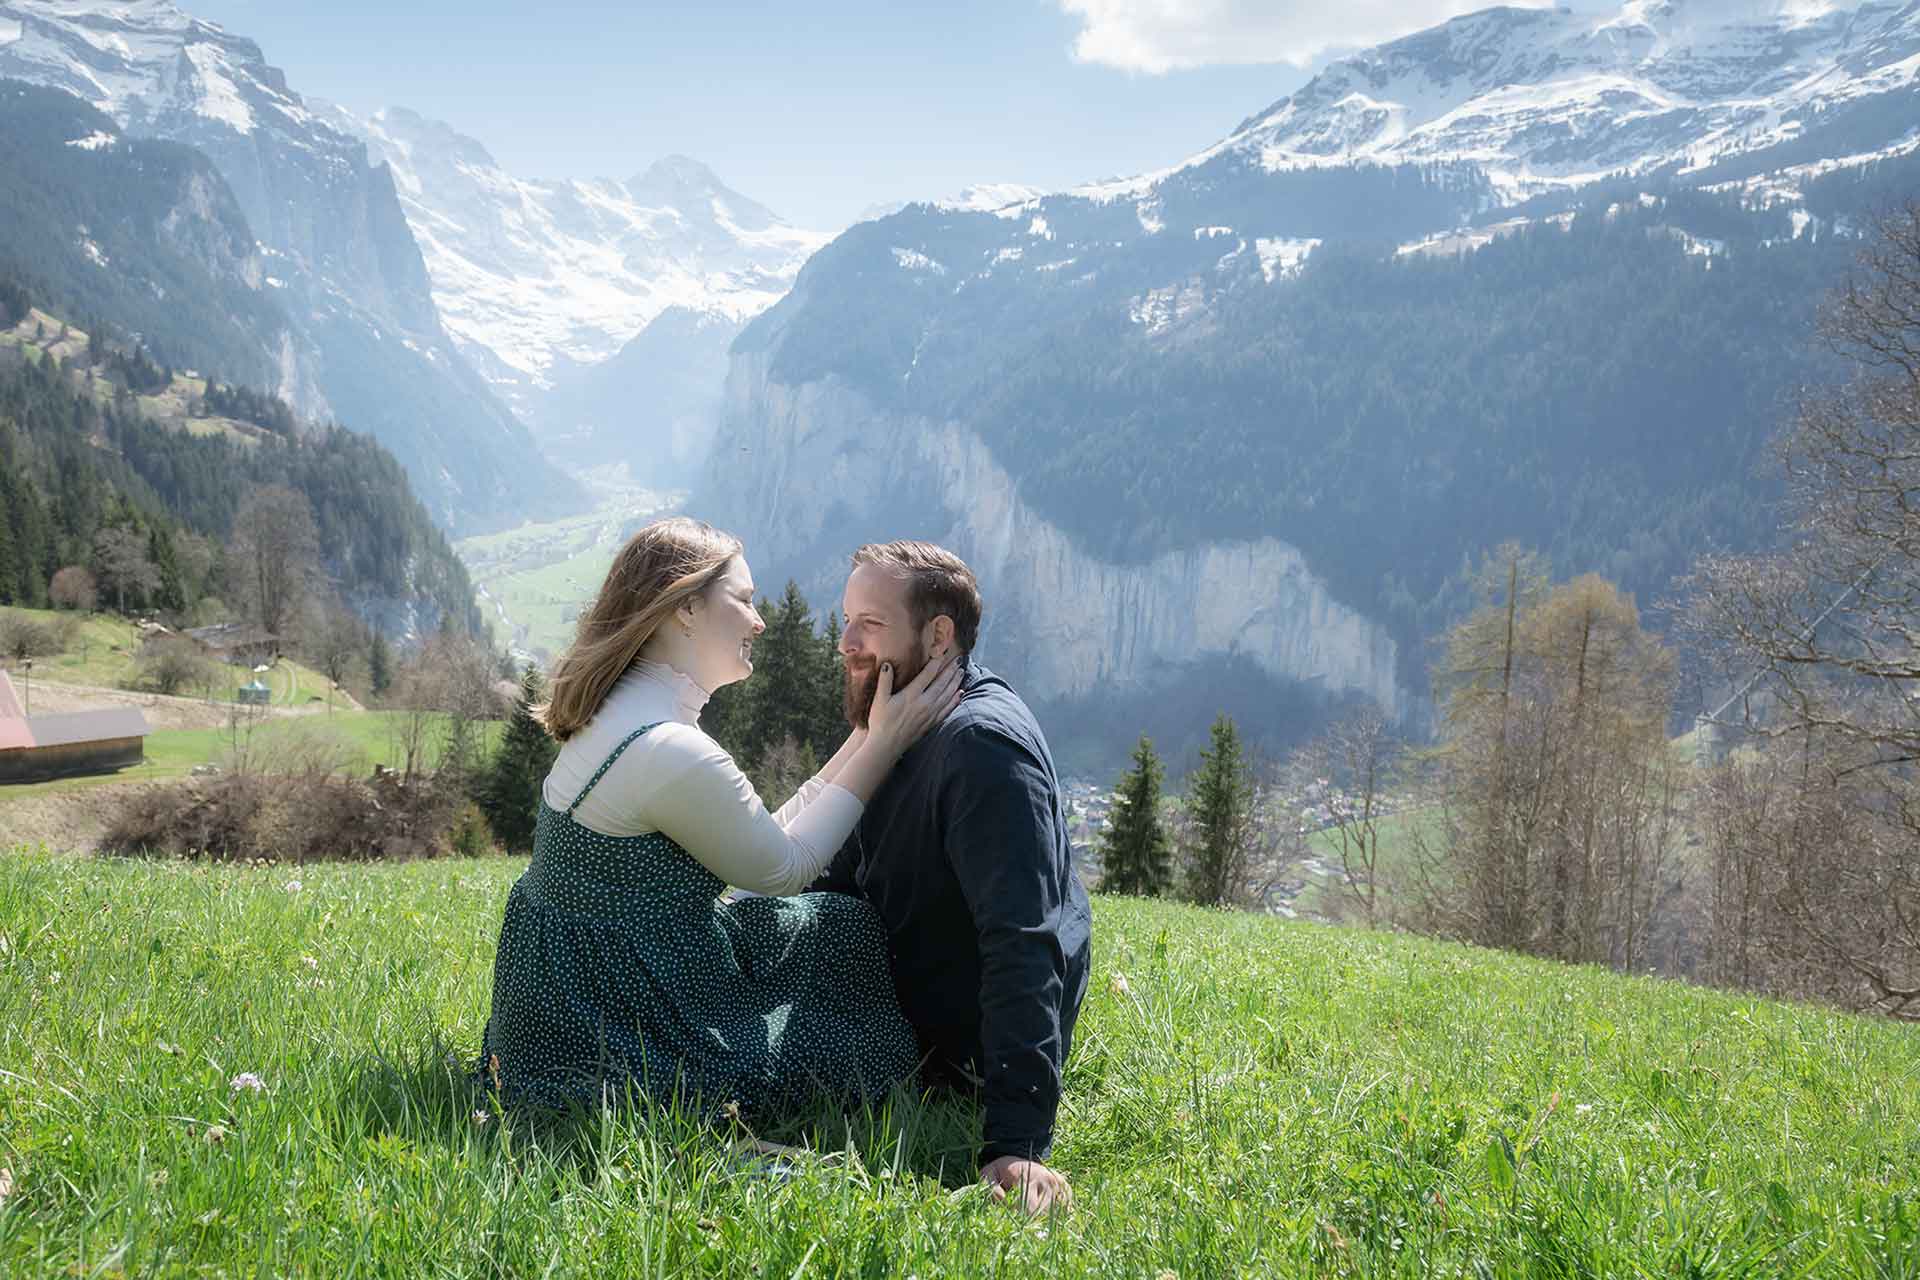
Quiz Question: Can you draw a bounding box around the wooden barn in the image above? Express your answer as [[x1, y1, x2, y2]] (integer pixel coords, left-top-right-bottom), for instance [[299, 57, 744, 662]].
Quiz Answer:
[[0, 672, 150, 784]]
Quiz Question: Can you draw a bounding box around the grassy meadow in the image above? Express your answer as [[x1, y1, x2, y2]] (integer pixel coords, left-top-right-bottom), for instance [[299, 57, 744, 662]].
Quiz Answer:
[[2, 852, 1917, 1276], [454, 484, 677, 662], [3, 607, 343, 707]]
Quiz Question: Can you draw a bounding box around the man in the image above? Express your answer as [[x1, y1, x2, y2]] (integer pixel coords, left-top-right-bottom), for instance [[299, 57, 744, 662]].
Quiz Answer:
[[808, 541, 1093, 1214]]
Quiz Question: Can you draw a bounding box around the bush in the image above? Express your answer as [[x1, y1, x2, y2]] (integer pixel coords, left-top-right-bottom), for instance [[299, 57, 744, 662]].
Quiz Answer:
[[100, 770, 469, 863], [129, 637, 216, 696], [0, 609, 66, 661], [48, 565, 97, 612]]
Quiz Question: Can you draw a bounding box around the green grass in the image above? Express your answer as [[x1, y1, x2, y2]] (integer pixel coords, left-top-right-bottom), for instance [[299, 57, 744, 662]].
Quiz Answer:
[[0, 712, 505, 808], [2, 854, 1917, 1276], [5, 607, 341, 706], [1296, 808, 1437, 918], [454, 485, 678, 661]]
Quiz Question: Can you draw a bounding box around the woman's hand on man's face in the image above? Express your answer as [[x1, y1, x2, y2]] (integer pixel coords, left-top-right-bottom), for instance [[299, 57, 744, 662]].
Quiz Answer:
[[865, 656, 964, 760]]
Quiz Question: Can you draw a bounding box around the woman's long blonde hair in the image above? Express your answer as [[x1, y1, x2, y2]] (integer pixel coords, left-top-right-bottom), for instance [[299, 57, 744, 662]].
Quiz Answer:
[[536, 516, 742, 741]]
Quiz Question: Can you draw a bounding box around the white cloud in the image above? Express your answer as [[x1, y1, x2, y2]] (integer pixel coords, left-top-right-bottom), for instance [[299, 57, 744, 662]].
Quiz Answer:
[[1057, 0, 1557, 73]]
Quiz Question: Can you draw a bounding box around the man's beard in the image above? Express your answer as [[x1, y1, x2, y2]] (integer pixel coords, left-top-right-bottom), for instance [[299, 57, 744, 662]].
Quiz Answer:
[[845, 638, 929, 730]]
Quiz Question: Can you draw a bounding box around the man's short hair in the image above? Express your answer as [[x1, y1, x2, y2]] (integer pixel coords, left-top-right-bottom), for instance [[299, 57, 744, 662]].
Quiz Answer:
[[851, 541, 983, 653]]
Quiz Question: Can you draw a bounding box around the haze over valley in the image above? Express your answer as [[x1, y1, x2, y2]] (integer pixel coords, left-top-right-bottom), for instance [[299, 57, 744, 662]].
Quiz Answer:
[[5, 0, 1920, 767]]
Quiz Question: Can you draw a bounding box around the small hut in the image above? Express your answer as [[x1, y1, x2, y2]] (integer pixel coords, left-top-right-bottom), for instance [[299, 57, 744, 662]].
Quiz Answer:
[[236, 679, 273, 706], [182, 622, 278, 667]]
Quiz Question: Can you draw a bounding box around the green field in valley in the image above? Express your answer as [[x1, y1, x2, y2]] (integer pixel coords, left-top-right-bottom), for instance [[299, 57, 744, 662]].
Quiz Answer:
[[454, 480, 680, 662], [2, 853, 1916, 1276]]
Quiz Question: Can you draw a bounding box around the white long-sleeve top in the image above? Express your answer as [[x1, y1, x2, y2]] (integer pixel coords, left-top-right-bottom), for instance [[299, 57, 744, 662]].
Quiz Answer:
[[540, 660, 860, 896]]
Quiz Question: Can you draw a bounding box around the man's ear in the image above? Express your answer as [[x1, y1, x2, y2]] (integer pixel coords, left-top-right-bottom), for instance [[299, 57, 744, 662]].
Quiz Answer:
[[929, 615, 955, 656]]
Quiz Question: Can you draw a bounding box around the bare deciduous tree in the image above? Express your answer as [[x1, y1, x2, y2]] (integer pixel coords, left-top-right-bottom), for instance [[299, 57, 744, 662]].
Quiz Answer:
[[132, 637, 217, 697], [385, 630, 497, 785], [1684, 200, 1920, 1017], [48, 565, 97, 613], [1287, 706, 1401, 928], [92, 526, 158, 615], [307, 603, 368, 703], [229, 485, 320, 649], [1417, 556, 1684, 971]]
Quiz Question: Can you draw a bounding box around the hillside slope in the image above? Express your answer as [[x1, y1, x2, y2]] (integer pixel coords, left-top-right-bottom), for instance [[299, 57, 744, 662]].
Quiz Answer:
[[0, 292, 483, 636], [1, 855, 1916, 1274]]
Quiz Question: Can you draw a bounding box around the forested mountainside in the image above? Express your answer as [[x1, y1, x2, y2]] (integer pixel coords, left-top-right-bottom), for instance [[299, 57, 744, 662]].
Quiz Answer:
[[0, 81, 284, 390], [755, 172, 1890, 661], [711, 0, 1920, 721], [0, 285, 483, 637], [0, 2, 578, 532]]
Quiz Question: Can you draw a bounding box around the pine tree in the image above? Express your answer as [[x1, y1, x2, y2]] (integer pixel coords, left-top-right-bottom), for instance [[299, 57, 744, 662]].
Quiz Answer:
[[1182, 714, 1254, 908], [810, 611, 848, 753], [1098, 734, 1173, 897], [368, 631, 393, 698], [148, 525, 184, 613], [477, 664, 560, 855], [754, 582, 819, 753]]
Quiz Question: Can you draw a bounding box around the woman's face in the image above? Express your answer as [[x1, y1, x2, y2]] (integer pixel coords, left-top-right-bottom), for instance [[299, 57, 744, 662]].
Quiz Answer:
[[689, 557, 765, 688]]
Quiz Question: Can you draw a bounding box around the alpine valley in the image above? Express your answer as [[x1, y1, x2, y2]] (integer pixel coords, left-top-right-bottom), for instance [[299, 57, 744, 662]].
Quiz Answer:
[[0, 0, 578, 533], [700, 0, 1920, 767], [321, 107, 832, 486]]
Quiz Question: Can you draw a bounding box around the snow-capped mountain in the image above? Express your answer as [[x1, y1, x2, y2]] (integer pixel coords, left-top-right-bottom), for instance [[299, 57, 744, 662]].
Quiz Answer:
[[700, 0, 1920, 764], [1215, 0, 1920, 200], [0, 0, 577, 532], [1072, 0, 1920, 218], [857, 183, 1050, 224], [323, 105, 830, 467]]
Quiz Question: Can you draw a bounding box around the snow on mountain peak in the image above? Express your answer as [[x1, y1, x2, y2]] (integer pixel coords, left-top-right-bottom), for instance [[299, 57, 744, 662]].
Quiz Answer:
[[0, 0, 328, 139], [329, 104, 831, 401], [1193, 0, 1920, 201]]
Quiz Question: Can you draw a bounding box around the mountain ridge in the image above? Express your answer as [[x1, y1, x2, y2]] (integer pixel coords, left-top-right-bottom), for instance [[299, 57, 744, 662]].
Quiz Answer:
[[322, 101, 830, 470], [703, 0, 1920, 761], [0, 0, 579, 533]]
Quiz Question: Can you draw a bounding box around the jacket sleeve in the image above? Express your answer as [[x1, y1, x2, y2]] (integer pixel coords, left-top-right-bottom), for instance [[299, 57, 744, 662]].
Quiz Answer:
[[939, 725, 1072, 1165]]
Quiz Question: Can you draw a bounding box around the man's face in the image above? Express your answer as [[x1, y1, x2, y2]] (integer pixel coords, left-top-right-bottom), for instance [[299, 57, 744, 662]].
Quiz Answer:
[[840, 564, 930, 729]]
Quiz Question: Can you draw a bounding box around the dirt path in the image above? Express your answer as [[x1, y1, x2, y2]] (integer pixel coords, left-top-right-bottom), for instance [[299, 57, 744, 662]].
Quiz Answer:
[[23, 680, 359, 731], [0, 780, 158, 853]]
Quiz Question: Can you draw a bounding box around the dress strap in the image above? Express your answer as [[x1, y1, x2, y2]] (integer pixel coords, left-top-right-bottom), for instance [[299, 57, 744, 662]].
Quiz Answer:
[[566, 722, 663, 816]]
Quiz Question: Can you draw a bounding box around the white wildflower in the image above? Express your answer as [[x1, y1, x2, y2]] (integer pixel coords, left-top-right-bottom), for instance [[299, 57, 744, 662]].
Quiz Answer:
[[230, 1072, 266, 1093]]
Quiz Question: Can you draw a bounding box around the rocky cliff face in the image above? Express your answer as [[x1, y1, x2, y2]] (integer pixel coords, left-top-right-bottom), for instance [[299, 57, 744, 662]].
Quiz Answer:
[[707, 348, 1406, 718]]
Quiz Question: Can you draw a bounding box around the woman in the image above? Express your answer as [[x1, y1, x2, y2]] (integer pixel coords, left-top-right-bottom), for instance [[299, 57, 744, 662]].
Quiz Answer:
[[479, 516, 960, 1115]]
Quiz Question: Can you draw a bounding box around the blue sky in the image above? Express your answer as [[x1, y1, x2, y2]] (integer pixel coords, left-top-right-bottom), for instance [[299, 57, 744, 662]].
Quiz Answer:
[[182, 1, 1601, 229]]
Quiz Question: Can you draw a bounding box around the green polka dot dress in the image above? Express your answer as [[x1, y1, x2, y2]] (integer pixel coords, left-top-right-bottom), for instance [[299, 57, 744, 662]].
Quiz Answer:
[[479, 723, 919, 1115]]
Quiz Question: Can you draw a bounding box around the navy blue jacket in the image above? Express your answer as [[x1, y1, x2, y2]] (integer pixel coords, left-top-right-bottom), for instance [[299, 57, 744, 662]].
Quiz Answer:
[[808, 659, 1092, 1164]]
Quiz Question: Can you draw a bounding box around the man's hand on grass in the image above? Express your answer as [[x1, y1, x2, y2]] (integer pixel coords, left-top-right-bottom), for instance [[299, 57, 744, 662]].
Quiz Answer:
[[980, 1155, 1072, 1215]]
